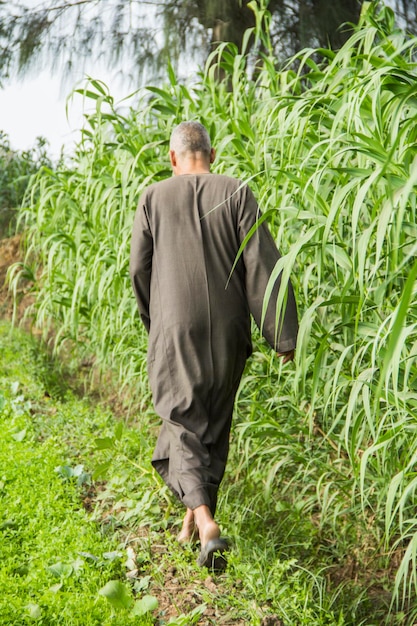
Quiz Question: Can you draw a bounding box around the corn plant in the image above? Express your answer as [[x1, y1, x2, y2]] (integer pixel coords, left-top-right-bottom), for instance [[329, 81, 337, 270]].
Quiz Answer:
[[10, 1, 417, 618]]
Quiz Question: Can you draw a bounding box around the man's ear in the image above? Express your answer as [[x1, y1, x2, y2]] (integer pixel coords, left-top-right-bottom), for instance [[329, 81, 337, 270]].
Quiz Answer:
[[169, 150, 177, 168], [210, 148, 216, 164]]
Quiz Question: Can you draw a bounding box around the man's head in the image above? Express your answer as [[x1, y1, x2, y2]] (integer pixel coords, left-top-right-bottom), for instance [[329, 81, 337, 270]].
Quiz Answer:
[[169, 121, 215, 175]]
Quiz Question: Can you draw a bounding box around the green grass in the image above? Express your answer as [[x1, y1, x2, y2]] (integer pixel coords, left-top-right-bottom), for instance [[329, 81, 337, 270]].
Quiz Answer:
[[0, 320, 411, 625], [0, 321, 156, 625], [0, 321, 343, 625]]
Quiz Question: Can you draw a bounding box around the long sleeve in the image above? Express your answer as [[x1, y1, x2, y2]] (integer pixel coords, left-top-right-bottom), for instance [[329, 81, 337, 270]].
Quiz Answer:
[[238, 185, 298, 352], [129, 192, 153, 333]]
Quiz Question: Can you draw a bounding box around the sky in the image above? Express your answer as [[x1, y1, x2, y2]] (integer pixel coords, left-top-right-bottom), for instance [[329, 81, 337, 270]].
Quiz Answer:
[[0, 68, 129, 158]]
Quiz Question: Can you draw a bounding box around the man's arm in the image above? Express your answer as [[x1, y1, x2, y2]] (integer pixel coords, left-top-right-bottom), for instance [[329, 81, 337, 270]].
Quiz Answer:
[[129, 194, 153, 333], [238, 184, 298, 354]]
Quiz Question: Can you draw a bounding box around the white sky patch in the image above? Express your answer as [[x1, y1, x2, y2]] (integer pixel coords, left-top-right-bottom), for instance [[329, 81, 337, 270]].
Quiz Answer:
[[1, 71, 76, 157], [0, 69, 130, 158]]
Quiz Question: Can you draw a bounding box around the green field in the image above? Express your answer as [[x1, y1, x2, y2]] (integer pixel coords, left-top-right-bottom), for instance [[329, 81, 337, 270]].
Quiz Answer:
[[3, 2, 417, 624], [0, 321, 360, 625]]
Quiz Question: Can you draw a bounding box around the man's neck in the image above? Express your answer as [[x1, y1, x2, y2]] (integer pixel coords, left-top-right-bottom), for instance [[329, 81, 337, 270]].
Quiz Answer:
[[175, 164, 210, 175], [173, 155, 211, 176]]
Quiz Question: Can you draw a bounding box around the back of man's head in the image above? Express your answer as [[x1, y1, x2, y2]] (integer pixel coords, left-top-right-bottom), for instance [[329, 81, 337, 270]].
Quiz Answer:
[[170, 121, 211, 157]]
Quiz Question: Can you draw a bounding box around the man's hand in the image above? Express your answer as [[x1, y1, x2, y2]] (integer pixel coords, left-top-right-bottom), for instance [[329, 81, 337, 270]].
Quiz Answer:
[[277, 349, 295, 364]]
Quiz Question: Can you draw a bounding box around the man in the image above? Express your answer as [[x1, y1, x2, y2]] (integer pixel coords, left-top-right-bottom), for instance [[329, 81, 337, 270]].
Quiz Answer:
[[129, 121, 298, 570]]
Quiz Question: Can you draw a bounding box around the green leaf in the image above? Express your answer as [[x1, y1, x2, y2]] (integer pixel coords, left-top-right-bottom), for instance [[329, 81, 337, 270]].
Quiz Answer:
[[77, 551, 99, 562], [114, 421, 124, 441], [26, 603, 42, 620], [12, 429, 27, 442], [376, 257, 417, 402], [166, 604, 207, 625], [102, 551, 122, 561], [47, 562, 74, 579], [133, 576, 151, 593], [54, 463, 90, 485], [98, 580, 133, 610], [0, 519, 18, 531], [95, 436, 115, 450], [130, 594, 158, 616], [92, 460, 112, 479]]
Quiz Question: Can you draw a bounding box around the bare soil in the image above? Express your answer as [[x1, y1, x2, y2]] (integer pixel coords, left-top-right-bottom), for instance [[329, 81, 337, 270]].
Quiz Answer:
[[0, 234, 36, 322], [0, 234, 21, 315]]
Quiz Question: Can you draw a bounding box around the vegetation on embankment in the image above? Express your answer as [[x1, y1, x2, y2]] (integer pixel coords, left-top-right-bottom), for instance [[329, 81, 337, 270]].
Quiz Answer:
[[0, 133, 51, 239], [0, 321, 159, 624], [6, 1, 417, 623], [0, 320, 358, 625]]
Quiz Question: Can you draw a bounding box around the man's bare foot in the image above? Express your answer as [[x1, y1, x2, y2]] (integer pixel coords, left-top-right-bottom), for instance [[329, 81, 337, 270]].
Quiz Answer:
[[193, 505, 220, 548], [198, 520, 220, 547], [185, 505, 227, 570], [177, 508, 199, 544], [194, 507, 227, 570]]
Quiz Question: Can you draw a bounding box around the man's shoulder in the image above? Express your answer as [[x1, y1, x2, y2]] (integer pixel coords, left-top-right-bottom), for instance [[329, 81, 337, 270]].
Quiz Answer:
[[140, 173, 249, 199], [209, 173, 242, 186], [142, 177, 177, 194], [148, 173, 244, 185], [209, 174, 253, 195]]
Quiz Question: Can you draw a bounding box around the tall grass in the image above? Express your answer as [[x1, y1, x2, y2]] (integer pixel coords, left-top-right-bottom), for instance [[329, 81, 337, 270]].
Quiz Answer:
[[10, 1, 417, 619]]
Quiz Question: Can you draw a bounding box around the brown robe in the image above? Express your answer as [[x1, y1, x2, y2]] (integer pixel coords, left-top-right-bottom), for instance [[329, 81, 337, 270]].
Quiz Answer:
[[129, 173, 298, 513]]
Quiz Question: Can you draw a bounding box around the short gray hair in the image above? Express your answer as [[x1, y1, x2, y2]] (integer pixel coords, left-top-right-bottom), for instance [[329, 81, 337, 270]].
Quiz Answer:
[[170, 121, 211, 157]]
